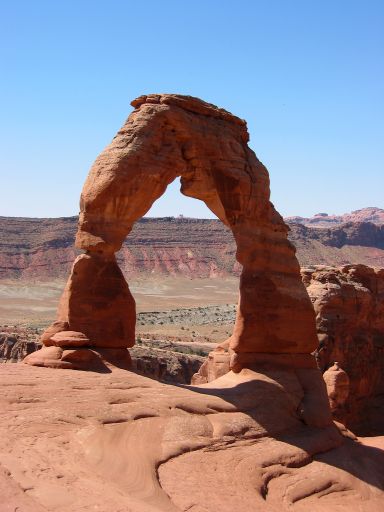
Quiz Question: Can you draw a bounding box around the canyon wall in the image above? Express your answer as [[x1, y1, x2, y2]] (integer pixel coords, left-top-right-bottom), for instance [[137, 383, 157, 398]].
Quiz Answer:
[[1, 215, 384, 280], [303, 265, 384, 435]]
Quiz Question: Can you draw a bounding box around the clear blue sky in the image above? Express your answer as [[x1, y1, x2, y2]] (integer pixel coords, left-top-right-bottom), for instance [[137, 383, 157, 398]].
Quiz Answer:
[[1, 0, 383, 218]]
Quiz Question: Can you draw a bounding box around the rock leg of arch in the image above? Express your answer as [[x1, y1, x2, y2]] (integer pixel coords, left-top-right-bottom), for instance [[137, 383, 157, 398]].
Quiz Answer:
[[25, 94, 318, 375]]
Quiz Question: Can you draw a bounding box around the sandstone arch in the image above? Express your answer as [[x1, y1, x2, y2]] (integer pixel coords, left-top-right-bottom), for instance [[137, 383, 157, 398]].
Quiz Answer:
[[25, 94, 318, 371]]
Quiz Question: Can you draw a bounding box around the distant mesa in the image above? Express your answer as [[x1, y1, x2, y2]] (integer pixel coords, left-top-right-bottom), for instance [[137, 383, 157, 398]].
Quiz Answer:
[[286, 206, 384, 227], [1, 208, 384, 281]]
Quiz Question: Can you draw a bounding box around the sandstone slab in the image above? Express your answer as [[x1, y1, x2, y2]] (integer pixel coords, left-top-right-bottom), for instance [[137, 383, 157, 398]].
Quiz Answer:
[[1, 364, 384, 511]]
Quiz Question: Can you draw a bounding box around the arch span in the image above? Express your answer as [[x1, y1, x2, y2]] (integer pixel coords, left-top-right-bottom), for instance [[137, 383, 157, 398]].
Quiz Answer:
[[25, 94, 318, 371]]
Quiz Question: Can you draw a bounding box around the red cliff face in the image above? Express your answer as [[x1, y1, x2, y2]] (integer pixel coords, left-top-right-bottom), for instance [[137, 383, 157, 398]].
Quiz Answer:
[[0, 216, 79, 280], [193, 263, 384, 435], [303, 265, 384, 435], [116, 218, 241, 279], [0, 216, 241, 280], [2, 216, 384, 280]]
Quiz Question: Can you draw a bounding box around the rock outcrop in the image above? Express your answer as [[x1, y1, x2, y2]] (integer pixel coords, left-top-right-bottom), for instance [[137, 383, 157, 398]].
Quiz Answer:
[[191, 345, 231, 384], [0, 332, 40, 362], [130, 344, 204, 384], [323, 362, 350, 412], [193, 264, 384, 435], [25, 94, 318, 370], [303, 265, 384, 435]]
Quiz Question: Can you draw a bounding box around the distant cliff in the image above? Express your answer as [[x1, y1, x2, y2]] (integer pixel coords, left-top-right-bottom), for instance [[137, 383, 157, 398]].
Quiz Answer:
[[1, 212, 384, 280], [286, 207, 384, 227]]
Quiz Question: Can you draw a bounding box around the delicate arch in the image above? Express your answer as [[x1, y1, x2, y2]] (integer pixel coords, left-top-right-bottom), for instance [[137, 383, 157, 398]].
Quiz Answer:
[[27, 94, 318, 371]]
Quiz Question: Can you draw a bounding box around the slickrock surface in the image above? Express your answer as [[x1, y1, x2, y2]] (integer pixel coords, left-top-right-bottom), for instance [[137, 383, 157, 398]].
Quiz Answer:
[[2, 215, 384, 280], [1, 364, 384, 512], [303, 264, 384, 435]]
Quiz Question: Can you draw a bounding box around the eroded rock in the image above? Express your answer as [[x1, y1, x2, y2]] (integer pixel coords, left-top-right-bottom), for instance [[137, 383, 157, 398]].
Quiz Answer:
[[323, 361, 350, 412], [26, 94, 317, 370], [2, 364, 384, 512], [304, 264, 384, 434]]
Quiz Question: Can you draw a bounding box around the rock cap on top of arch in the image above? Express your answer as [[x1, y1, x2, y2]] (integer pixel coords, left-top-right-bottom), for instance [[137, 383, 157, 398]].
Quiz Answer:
[[131, 93, 249, 138]]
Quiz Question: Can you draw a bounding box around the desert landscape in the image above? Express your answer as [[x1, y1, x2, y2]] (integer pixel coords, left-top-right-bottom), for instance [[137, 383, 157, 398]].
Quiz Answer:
[[2, 206, 384, 382], [1, 93, 384, 512]]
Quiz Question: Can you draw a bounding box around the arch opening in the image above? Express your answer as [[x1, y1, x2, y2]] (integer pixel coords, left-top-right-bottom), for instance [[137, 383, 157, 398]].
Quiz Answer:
[[144, 177, 218, 220], [116, 179, 241, 378]]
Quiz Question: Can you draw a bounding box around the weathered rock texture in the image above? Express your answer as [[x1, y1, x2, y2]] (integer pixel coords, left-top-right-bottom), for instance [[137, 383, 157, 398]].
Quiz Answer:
[[11, 96, 384, 510], [193, 264, 384, 435], [303, 264, 384, 435], [1, 364, 384, 512], [192, 345, 231, 384], [323, 362, 350, 412], [25, 94, 318, 369]]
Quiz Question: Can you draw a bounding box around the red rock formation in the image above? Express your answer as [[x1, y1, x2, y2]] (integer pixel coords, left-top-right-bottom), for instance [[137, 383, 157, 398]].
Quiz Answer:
[[2, 363, 384, 511], [191, 345, 231, 384], [25, 252, 136, 369], [323, 362, 350, 412], [25, 93, 318, 370], [194, 264, 384, 435], [303, 264, 384, 434]]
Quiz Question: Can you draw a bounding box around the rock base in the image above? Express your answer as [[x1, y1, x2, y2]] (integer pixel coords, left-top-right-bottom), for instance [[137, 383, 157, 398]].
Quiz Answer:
[[193, 349, 319, 384], [23, 346, 132, 372]]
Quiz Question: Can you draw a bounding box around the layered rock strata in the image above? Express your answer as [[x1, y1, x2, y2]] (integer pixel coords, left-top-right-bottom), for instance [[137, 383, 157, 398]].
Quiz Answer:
[[25, 94, 318, 370], [2, 216, 384, 280]]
